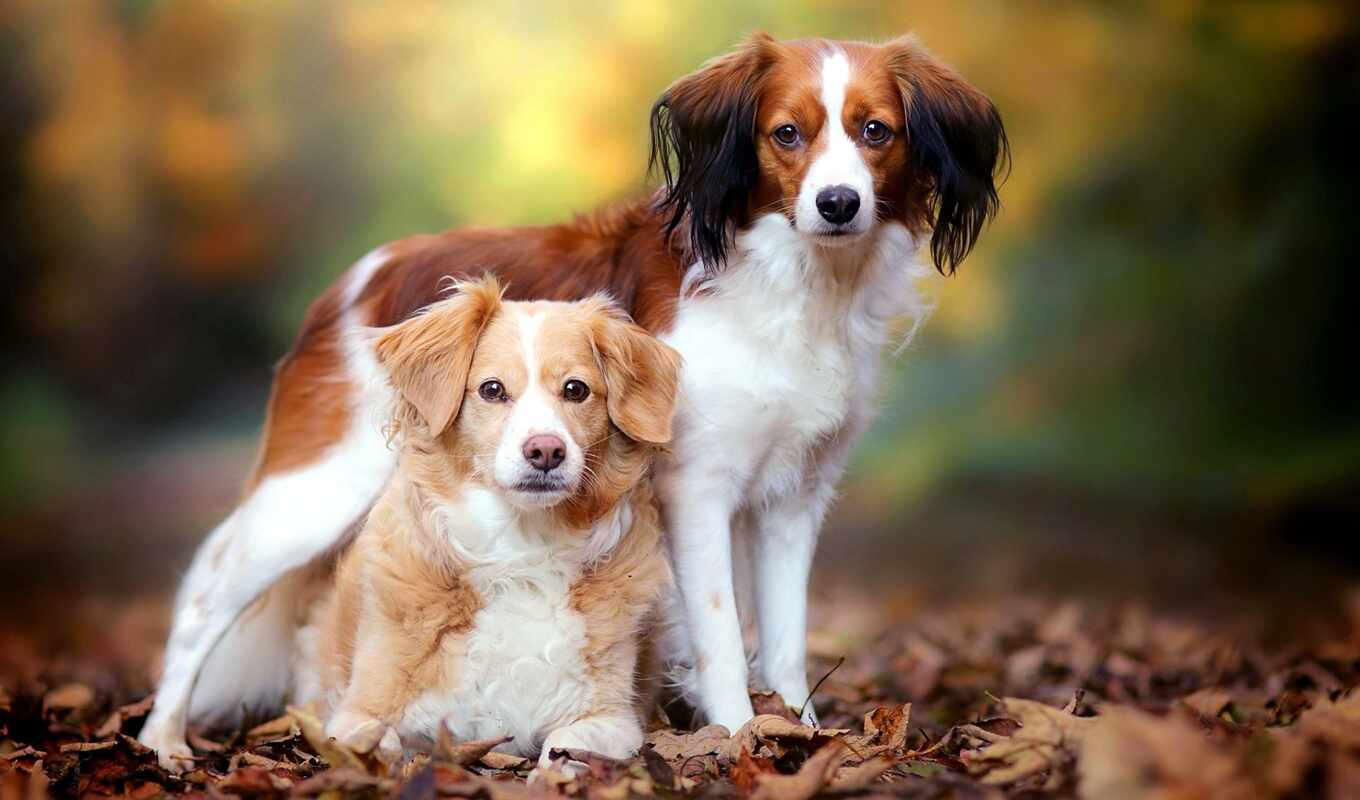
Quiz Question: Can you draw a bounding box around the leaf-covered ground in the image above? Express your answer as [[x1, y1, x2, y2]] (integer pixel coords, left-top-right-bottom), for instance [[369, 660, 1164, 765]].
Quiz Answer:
[[4, 592, 1360, 799]]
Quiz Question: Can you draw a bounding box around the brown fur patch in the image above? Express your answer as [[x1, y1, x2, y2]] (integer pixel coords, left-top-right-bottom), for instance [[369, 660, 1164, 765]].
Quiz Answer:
[[375, 276, 503, 437], [244, 284, 352, 492]]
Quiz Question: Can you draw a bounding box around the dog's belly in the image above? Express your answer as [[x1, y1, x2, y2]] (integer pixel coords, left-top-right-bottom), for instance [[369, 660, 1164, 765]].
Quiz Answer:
[[395, 584, 594, 757]]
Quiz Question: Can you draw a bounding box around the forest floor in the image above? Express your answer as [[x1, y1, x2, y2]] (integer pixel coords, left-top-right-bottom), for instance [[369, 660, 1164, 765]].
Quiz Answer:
[[3, 444, 1358, 797], [3, 584, 1360, 799]]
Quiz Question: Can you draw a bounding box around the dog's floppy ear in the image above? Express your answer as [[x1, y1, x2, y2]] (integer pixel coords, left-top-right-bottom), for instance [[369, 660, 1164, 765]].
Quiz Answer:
[[885, 35, 1009, 275], [650, 31, 778, 272], [374, 275, 502, 436], [589, 303, 682, 445]]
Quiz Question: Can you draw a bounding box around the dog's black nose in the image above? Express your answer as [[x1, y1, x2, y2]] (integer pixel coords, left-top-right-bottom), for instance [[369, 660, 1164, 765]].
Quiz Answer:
[[815, 185, 860, 225], [522, 434, 566, 472]]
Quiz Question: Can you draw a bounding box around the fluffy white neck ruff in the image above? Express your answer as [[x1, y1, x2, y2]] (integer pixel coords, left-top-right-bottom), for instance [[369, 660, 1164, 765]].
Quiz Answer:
[[683, 214, 932, 351], [432, 487, 631, 582]]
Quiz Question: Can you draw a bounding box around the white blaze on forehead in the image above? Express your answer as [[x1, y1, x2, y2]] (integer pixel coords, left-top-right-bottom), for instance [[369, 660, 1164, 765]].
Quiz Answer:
[[819, 49, 852, 124], [517, 308, 545, 381], [492, 307, 585, 502], [793, 48, 875, 236]]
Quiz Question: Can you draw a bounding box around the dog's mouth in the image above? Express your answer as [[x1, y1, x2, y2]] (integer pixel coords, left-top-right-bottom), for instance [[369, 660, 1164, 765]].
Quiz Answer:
[[807, 226, 866, 243], [516, 476, 565, 492], [510, 474, 572, 503]]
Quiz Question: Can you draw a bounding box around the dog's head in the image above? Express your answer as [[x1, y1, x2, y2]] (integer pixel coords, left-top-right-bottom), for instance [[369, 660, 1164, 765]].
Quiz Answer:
[[651, 33, 1009, 273], [375, 276, 681, 524]]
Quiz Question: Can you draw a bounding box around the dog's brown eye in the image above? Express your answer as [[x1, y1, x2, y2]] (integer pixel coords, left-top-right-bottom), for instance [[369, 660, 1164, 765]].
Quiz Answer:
[[562, 379, 590, 403], [862, 119, 891, 145], [478, 379, 507, 402], [772, 124, 800, 147]]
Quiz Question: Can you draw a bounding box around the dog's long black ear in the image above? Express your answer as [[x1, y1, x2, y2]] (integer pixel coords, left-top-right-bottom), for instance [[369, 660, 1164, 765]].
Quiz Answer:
[[886, 35, 1009, 275], [650, 32, 777, 271]]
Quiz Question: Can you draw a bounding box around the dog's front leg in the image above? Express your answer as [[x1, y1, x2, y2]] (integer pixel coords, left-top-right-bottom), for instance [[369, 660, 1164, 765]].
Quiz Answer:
[[662, 490, 755, 733], [535, 714, 644, 777], [752, 493, 829, 727]]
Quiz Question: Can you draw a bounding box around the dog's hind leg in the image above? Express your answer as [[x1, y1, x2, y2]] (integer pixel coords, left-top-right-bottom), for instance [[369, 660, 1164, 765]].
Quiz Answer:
[[139, 310, 397, 771]]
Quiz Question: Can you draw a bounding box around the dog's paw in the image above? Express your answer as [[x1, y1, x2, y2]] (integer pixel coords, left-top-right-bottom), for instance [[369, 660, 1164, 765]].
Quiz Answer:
[[139, 725, 195, 773], [326, 712, 392, 756], [531, 749, 587, 783], [375, 725, 403, 766]]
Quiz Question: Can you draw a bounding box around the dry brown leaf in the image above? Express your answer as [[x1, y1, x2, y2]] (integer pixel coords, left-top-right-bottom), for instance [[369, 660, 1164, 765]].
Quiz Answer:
[[751, 691, 799, 722], [93, 694, 154, 738], [720, 714, 846, 762], [291, 767, 393, 795], [829, 755, 893, 790], [244, 712, 299, 743], [730, 749, 777, 794], [434, 724, 513, 767], [962, 696, 1097, 787], [479, 751, 530, 771], [645, 724, 731, 762], [59, 741, 116, 754], [1079, 705, 1255, 800], [216, 765, 292, 793], [286, 704, 367, 772], [863, 703, 911, 751], [1290, 690, 1360, 749], [751, 741, 847, 800], [42, 683, 94, 713]]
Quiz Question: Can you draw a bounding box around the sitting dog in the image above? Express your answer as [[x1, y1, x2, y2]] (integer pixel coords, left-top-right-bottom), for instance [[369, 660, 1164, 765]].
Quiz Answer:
[[286, 277, 679, 768]]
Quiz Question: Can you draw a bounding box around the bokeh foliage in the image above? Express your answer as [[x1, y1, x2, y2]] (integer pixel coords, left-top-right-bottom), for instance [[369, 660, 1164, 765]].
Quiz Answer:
[[0, 1, 1355, 548]]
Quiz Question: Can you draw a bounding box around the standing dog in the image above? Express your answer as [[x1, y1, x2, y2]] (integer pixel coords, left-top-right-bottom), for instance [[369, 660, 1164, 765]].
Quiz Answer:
[[294, 278, 677, 768], [140, 33, 1007, 769]]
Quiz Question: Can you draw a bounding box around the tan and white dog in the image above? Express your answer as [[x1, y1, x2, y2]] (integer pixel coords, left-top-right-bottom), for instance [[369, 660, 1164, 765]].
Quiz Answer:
[[283, 278, 678, 767]]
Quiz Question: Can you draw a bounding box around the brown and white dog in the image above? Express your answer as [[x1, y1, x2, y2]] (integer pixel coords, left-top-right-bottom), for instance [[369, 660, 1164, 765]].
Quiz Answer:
[[139, 33, 1007, 769], [292, 278, 676, 769]]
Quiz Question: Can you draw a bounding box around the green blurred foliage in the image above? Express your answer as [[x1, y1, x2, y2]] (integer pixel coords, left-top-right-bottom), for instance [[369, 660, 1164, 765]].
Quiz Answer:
[[0, 1, 1355, 539]]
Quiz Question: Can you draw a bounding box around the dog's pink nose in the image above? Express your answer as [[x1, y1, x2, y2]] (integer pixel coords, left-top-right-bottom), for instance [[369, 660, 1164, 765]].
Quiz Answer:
[[522, 434, 566, 472]]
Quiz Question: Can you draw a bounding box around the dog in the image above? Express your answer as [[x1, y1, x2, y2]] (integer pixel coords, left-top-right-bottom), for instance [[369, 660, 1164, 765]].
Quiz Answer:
[[139, 32, 1007, 769], [287, 277, 677, 769]]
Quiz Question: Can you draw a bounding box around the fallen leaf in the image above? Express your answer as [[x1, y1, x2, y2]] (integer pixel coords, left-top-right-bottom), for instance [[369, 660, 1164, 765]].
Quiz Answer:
[[751, 741, 847, 800], [43, 683, 95, 714], [730, 748, 777, 794], [751, 691, 800, 722], [287, 705, 367, 772], [479, 751, 530, 770], [93, 694, 154, 738], [721, 714, 843, 762], [244, 712, 299, 743], [434, 725, 513, 767], [59, 741, 116, 753], [216, 765, 292, 794], [1079, 706, 1254, 800], [291, 767, 393, 795], [962, 697, 1097, 787], [829, 755, 892, 790], [645, 724, 731, 762], [863, 703, 911, 751]]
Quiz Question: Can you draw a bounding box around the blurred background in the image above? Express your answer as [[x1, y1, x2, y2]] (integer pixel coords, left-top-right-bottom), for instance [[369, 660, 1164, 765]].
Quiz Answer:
[[1, 0, 1357, 641]]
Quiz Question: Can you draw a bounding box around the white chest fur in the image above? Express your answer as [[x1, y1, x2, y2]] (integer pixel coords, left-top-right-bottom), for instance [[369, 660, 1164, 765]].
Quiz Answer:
[[658, 216, 926, 507], [395, 490, 621, 757]]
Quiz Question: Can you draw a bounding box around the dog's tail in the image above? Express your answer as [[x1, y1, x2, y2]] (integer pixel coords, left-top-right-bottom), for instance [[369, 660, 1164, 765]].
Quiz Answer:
[[186, 571, 314, 729]]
